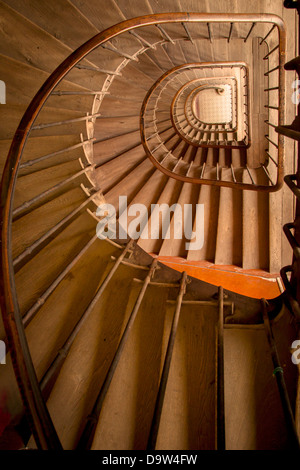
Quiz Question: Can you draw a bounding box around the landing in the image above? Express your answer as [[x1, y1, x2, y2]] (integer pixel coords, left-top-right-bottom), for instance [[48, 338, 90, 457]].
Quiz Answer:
[[156, 256, 282, 299]]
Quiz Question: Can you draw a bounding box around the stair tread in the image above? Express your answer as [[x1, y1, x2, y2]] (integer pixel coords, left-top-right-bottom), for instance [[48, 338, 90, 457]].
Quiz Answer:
[[103, 158, 154, 211], [93, 131, 142, 166], [14, 209, 96, 313], [98, 148, 148, 194], [91, 282, 169, 450], [119, 169, 170, 239], [25, 239, 117, 379], [155, 302, 217, 450], [138, 176, 184, 253], [1, 2, 298, 452], [44, 259, 138, 449], [187, 169, 220, 262], [159, 178, 200, 257], [214, 168, 242, 266], [1, 0, 100, 50], [242, 168, 269, 270], [94, 116, 140, 141]]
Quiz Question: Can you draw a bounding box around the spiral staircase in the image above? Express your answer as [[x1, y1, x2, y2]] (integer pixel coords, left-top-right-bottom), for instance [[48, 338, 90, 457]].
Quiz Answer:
[[0, 0, 300, 451]]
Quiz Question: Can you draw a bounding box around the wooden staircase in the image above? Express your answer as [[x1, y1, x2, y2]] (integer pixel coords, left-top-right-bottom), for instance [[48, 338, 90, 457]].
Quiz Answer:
[[0, 1, 299, 451]]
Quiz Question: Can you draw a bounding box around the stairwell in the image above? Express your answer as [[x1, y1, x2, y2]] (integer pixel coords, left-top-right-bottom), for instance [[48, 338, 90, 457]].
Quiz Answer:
[[0, 0, 299, 451]]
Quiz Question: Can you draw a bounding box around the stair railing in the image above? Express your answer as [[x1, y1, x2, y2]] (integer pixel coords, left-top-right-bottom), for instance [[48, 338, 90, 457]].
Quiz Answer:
[[277, 0, 300, 318], [0, 13, 287, 448], [140, 16, 286, 191], [170, 68, 248, 147], [259, 30, 284, 189]]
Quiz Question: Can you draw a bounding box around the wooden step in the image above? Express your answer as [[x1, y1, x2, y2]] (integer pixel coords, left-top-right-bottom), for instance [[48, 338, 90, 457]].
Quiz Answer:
[[132, 53, 165, 82], [0, 2, 72, 73], [231, 148, 243, 168], [108, 75, 150, 97], [13, 159, 89, 211], [138, 176, 184, 254], [242, 168, 269, 270], [205, 148, 214, 166], [145, 45, 175, 73], [14, 135, 90, 176], [12, 185, 89, 259], [91, 281, 169, 450], [159, 168, 200, 257], [224, 310, 298, 449], [121, 61, 158, 89], [93, 131, 141, 166], [155, 301, 217, 450], [171, 139, 188, 159], [0, 2, 111, 93], [25, 239, 117, 381], [0, 105, 90, 141], [103, 158, 155, 212], [187, 169, 220, 262], [182, 144, 198, 163], [43, 260, 139, 449], [0, 0, 100, 50], [119, 169, 169, 239], [0, 54, 95, 112], [14, 210, 96, 315], [96, 145, 147, 194], [97, 95, 142, 117], [214, 168, 242, 266]]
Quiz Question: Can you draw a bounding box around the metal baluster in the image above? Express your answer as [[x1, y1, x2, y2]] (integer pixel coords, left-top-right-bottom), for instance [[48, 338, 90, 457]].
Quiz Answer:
[[244, 22, 256, 43], [40, 239, 134, 393], [182, 22, 194, 44], [77, 258, 158, 449], [207, 22, 213, 43], [13, 165, 95, 220], [19, 139, 95, 170], [228, 22, 234, 43], [147, 271, 188, 450], [260, 25, 276, 45], [261, 299, 300, 449], [13, 189, 103, 272]]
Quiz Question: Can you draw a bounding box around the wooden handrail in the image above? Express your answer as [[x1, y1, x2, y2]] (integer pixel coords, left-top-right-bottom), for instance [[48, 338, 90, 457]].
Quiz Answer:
[[168, 68, 250, 147], [141, 62, 251, 151], [140, 44, 284, 190]]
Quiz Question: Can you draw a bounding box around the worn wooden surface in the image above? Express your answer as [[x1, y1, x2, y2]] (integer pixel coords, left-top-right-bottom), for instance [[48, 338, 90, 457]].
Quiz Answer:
[[225, 307, 298, 450]]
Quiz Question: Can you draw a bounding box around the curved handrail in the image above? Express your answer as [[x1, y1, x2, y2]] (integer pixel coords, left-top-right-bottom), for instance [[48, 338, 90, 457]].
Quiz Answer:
[[188, 85, 234, 127], [171, 81, 240, 145], [170, 76, 237, 130], [186, 81, 238, 129], [140, 18, 285, 190], [0, 12, 286, 449], [167, 69, 249, 147], [141, 61, 249, 150]]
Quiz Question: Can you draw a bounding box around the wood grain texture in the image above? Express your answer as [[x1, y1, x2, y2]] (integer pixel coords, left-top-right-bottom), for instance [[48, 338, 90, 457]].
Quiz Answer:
[[156, 303, 217, 450], [0, 0, 298, 449], [44, 263, 139, 449], [91, 283, 170, 450], [224, 307, 298, 450]]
